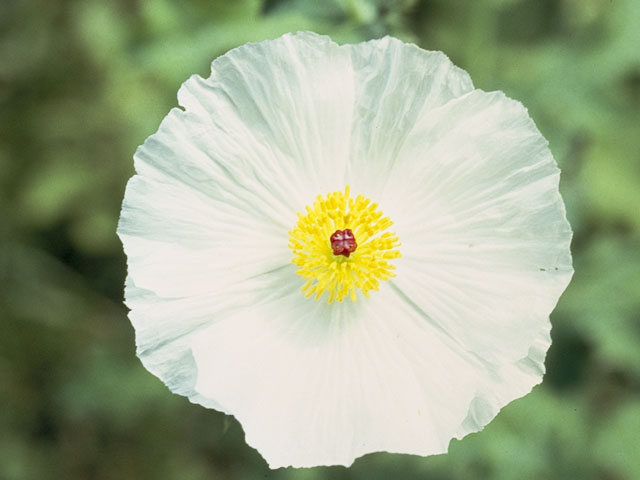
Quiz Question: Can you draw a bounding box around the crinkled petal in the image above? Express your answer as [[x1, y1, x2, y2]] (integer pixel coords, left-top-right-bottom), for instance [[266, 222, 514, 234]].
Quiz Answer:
[[456, 325, 552, 436], [383, 89, 573, 364], [192, 283, 487, 468], [119, 176, 288, 298], [344, 37, 474, 198], [119, 32, 358, 399], [125, 264, 301, 412], [173, 31, 354, 209]]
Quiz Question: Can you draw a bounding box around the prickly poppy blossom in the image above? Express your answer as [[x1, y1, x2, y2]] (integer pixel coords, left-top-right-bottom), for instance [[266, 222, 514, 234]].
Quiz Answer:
[[118, 32, 573, 468]]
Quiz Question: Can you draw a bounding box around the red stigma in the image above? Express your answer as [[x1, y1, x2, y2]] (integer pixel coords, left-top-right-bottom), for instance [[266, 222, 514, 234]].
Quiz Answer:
[[330, 229, 357, 257]]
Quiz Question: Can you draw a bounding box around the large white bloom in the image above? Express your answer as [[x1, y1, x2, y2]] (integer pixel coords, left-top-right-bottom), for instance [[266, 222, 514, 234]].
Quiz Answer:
[[118, 32, 573, 468]]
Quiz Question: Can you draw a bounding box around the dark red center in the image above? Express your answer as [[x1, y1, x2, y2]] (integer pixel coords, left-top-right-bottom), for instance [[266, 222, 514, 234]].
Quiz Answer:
[[330, 229, 357, 257]]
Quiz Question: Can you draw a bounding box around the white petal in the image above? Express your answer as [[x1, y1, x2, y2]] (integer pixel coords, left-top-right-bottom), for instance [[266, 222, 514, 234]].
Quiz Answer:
[[125, 262, 302, 412], [121, 32, 358, 295], [119, 32, 358, 399], [119, 175, 288, 298], [344, 37, 474, 198], [191, 283, 494, 468], [456, 323, 552, 436], [168, 32, 353, 210], [119, 172, 291, 400], [383, 89, 573, 364]]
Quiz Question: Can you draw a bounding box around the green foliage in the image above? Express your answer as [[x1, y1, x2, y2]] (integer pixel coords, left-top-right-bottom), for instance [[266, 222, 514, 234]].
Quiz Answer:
[[1, 0, 639, 479], [596, 400, 640, 479]]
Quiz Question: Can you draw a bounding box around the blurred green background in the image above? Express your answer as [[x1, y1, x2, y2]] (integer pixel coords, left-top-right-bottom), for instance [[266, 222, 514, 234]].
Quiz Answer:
[[1, 0, 639, 479]]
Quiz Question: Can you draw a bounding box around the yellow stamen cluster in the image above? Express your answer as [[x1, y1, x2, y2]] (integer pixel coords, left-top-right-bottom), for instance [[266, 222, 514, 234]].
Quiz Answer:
[[288, 186, 401, 303]]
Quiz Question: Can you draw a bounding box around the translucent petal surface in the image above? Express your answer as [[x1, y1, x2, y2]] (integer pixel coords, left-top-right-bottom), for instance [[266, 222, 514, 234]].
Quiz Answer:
[[119, 32, 356, 401], [344, 37, 474, 198], [192, 286, 481, 468], [118, 32, 573, 469], [382, 90, 573, 364]]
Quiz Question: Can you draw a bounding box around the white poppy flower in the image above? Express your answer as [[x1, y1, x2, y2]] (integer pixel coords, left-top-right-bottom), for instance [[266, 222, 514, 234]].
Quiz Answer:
[[118, 32, 573, 468]]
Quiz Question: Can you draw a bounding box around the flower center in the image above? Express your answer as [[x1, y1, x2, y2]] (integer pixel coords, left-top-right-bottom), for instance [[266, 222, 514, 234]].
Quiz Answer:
[[288, 186, 401, 303]]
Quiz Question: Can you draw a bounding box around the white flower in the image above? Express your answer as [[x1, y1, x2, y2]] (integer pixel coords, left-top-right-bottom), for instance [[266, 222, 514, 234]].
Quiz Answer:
[[118, 32, 573, 468]]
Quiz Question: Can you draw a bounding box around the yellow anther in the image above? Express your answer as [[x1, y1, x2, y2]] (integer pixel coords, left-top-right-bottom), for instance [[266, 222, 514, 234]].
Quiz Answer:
[[288, 186, 401, 303]]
